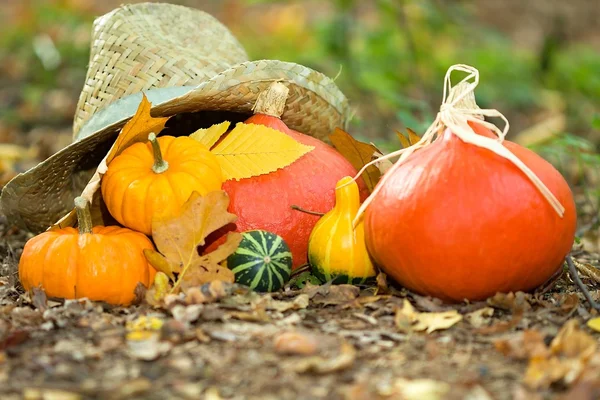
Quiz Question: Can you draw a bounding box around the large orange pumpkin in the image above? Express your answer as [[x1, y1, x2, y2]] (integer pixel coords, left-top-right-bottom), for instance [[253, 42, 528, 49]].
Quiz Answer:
[[364, 121, 577, 302], [101, 134, 222, 235], [19, 197, 156, 305], [218, 83, 368, 268]]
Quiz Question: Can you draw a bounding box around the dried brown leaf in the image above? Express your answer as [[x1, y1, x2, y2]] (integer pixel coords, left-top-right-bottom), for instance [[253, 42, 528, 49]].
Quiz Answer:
[[31, 287, 47, 312], [179, 233, 241, 291], [309, 284, 360, 306], [329, 128, 380, 192], [294, 341, 356, 374], [375, 272, 389, 295], [274, 331, 318, 356], [494, 330, 550, 360], [464, 307, 494, 328], [151, 191, 237, 273], [395, 300, 462, 334]]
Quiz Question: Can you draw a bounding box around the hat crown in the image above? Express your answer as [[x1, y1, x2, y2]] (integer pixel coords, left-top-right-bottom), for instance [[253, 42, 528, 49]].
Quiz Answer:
[[73, 2, 249, 137]]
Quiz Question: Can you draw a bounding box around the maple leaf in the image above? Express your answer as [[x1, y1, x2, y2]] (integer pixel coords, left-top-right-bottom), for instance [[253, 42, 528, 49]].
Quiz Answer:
[[208, 122, 314, 181], [52, 94, 169, 229], [143, 190, 240, 297], [329, 128, 380, 192]]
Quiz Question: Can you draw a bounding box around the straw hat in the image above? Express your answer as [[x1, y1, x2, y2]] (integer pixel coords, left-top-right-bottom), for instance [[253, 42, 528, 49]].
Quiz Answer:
[[1, 2, 350, 233]]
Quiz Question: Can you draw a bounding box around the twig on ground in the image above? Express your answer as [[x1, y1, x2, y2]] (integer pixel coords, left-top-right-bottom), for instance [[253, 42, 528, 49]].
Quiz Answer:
[[567, 255, 600, 312]]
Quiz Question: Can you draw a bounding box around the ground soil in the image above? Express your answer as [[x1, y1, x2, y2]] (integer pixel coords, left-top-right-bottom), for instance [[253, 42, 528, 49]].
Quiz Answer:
[[2, 215, 600, 400]]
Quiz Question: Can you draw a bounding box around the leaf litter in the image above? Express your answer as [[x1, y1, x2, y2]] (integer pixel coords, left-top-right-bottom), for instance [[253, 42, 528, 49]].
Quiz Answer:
[[3, 207, 600, 399]]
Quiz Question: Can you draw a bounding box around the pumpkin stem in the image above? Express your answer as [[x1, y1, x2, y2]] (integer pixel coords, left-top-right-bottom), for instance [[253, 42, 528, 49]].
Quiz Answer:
[[148, 132, 169, 174], [252, 82, 289, 118], [74, 196, 93, 235]]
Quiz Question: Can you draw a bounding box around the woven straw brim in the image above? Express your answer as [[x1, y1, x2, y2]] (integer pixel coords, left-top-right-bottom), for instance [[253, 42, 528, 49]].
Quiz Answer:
[[1, 59, 350, 233]]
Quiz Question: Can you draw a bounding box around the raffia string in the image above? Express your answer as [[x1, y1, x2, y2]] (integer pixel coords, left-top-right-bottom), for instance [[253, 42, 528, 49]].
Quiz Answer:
[[352, 64, 565, 227]]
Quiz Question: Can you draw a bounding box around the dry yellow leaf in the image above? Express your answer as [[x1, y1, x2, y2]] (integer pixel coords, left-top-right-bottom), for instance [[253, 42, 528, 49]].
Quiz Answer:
[[211, 122, 314, 181], [395, 299, 462, 334], [396, 128, 421, 149], [106, 94, 170, 164], [329, 128, 380, 192], [190, 121, 230, 148], [406, 128, 421, 145], [587, 317, 600, 332], [396, 131, 411, 149]]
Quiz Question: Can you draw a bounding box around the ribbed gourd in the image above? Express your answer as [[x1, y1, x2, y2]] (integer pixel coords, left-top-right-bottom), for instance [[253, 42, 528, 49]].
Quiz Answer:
[[101, 133, 222, 235], [308, 176, 376, 284]]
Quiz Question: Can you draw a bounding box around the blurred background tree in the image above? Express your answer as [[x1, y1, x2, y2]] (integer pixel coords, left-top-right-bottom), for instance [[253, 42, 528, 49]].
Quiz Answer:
[[0, 0, 599, 223]]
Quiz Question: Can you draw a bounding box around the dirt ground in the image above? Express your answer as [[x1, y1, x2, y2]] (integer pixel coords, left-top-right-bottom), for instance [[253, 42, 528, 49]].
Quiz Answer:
[[2, 214, 600, 400]]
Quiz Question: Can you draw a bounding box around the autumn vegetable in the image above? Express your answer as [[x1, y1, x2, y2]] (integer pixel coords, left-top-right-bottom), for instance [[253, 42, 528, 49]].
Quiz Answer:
[[308, 176, 376, 284], [227, 230, 293, 292], [217, 82, 368, 268], [357, 65, 577, 302], [19, 197, 156, 305], [101, 133, 222, 235]]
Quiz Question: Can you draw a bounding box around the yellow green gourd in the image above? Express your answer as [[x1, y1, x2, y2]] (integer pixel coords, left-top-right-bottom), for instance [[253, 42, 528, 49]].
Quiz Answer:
[[308, 176, 376, 284]]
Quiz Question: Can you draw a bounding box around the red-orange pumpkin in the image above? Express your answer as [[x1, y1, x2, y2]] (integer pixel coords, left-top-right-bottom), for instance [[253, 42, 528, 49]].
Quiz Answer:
[[219, 83, 368, 268], [364, 119, 577, 302]]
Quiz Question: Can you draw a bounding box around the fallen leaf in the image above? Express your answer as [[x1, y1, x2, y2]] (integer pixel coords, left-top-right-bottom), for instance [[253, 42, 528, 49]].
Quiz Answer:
[[144, 191, 240, 300], [52, 95, 169, 229], [494, 330, 550, 360], [31, 286, 47, 312], [126, 315, 171, 360], [190, 121, 230, 148], [586, 317, 600, 332], [294, 341, 356, 374], [576, 262, 600, 285], [464, 307, 494, 328], [308, 284, 360, 306], [143, 250, 177, 281], [179, 233, 241, 290], [274, 331, 318, 356], [145, 272, 172, 307], [261, 294, 310, 312], [512, 320, 599, 390], [551, 319, 597, 359], [211, 122, 314, 181], [375, 272, 389, 295], [389, 378, 450, 400], [329, 127, 380, 192], [395, 300, 462, 334], [149, 191, 237, 271], [184, 281, 235, 305]]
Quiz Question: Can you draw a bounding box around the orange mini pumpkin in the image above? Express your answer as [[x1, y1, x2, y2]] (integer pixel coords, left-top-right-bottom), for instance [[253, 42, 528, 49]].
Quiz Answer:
[[19, 197, 156, 305], [101, 133, 222, 235]]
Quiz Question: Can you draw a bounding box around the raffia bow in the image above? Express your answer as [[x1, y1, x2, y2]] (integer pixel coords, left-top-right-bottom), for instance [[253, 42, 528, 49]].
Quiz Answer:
[[352, 64, 565, 226]]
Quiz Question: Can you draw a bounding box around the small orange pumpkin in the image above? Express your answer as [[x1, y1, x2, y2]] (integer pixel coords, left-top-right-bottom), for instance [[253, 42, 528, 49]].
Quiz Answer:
[[101, 133, 222, 235], [19, 197, 156, 305]]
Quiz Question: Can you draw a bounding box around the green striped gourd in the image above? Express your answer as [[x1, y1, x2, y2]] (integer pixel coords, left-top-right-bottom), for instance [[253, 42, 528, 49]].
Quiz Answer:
[[227, 230, 293, 292], [308, 176, 376, 284]]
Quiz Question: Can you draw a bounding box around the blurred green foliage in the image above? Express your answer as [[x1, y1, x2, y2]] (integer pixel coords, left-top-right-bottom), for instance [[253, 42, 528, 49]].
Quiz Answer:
[[0, 0, 599, 211]]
